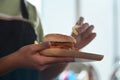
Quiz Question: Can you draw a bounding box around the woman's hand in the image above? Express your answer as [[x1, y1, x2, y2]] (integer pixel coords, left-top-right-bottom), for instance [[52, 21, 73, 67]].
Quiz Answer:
[[71, 17, 96, 50], [0, 42, 74, 76], [15, 42, 73, 71]]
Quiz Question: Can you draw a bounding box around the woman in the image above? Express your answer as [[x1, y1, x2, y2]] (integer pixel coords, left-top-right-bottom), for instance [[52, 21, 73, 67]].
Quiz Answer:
[[0, 0, 96, 80]]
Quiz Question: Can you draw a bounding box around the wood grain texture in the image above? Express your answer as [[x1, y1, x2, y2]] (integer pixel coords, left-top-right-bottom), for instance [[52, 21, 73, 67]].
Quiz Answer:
[[41, 48, 104, 61]]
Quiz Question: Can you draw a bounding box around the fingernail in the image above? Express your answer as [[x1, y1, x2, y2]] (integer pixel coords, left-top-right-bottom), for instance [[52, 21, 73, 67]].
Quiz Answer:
[[44, 42, 51, 48]]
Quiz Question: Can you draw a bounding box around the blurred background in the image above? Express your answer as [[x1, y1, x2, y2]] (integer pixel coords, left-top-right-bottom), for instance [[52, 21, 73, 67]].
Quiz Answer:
[[27, 0, 120, 80]]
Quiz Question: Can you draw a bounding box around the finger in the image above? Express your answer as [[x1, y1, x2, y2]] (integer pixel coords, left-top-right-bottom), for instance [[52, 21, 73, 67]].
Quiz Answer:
[[45, 57, 74, 64], [29, 42, 50, 54], [72, 17, 84, 36], [38, 56, 74, 65], [76, 17, 84, 25], [35, 60, 68, 71], [76, 23, 89, 34], [71, 32, 76, 38], [71, 33, 78, 40], [71, 23, 89, 39], [75, 33, 96, 49], [36, 65, 51, 71], [39, 42, 51, 51], [81, 25, 94, 39]]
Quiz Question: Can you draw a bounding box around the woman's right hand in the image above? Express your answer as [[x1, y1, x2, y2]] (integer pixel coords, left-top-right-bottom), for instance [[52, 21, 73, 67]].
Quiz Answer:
[[15, 42, 74, 71], [0, 42, 73, 76]]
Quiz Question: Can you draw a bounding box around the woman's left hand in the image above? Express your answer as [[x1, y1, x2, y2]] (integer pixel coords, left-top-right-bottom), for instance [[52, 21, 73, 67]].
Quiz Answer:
[[71, 17, 96, 51]]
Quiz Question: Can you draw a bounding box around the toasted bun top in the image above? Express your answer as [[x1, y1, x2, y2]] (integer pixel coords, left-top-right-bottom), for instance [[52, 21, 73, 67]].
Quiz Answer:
[[43, 33, 76, 43]]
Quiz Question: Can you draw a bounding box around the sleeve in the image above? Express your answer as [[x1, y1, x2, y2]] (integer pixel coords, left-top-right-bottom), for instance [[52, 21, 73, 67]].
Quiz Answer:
[[27, 2, 44, 42], [35, 16, 44, 42]]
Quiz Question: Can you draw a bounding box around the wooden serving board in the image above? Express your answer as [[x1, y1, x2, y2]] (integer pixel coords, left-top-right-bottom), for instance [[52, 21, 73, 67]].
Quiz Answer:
[[41, 48, 104, 61]]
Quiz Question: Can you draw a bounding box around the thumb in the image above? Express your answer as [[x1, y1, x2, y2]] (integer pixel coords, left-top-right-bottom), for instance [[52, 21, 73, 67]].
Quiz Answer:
[[39, 41, 51, 51]]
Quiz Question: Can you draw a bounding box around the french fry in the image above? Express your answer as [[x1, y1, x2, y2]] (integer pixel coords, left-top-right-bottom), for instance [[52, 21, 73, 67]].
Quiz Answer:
[[34, 40, 39, 44], [72, 25, 80, 35]]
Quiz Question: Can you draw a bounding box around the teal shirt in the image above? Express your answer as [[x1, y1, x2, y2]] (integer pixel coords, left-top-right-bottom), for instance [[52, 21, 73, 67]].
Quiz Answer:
[[0, 0, 43, 80]]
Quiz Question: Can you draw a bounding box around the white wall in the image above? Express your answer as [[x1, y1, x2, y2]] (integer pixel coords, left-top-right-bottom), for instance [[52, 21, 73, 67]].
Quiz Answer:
[[118, 0, 120, 58], [40, 0, 76, 35], [27, 0, 118, 80], [80, 0, 114, 80], [27, 0, 42, 14]]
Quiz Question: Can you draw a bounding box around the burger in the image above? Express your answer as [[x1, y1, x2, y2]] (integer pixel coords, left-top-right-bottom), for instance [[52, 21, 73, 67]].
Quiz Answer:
[[40, 33, 77, 57], [43, 33, 76, 50], [40, 33, 104, 61]]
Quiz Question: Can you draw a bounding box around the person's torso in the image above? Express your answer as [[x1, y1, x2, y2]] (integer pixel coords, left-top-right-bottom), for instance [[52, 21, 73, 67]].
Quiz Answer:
[[0, 0, 42, 80]]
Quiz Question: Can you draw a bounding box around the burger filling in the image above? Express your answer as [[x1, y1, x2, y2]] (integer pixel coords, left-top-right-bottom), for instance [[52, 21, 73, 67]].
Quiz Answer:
[[50, 41, 75, 50]]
